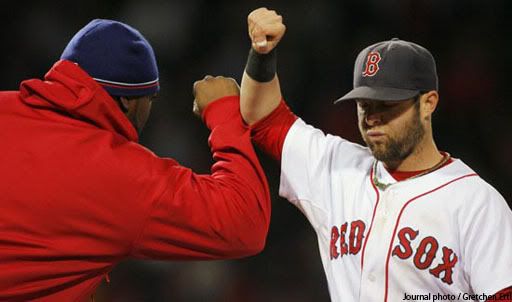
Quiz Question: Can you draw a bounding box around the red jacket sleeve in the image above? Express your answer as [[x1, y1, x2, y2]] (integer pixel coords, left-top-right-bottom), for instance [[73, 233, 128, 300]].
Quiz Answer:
[[131, 96, 271, 260], [250, 100, 298, 161]]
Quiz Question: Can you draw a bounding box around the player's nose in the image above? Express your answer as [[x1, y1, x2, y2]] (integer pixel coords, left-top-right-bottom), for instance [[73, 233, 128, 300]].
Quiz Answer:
[[365, 111, 382, 127]]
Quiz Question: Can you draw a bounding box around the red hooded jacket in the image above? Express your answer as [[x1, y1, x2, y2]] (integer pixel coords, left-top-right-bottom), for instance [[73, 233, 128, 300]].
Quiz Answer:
[[0, 60, 270, 301]]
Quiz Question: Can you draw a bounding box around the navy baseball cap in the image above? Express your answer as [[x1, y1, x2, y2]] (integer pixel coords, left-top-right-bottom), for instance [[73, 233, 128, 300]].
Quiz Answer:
[[61, 19, 159, 97], [335, 38, 438, 103]]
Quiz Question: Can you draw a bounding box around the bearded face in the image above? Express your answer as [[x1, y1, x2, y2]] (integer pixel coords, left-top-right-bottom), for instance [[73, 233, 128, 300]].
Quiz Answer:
[[357, 99, 425, 163]]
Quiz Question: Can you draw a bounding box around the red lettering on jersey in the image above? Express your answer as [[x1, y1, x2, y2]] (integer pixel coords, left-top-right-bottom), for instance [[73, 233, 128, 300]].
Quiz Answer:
[[330, 220, 368, 261], [392, 226, 458, 285], [392, 227, 419, 259], [414, 236, 439, 270], [429, 247, 458, 285], [340, 222, 349, 256], [330, 226, 340, 260], [349, 220, 366, 255], [362, 51, 382, 77]]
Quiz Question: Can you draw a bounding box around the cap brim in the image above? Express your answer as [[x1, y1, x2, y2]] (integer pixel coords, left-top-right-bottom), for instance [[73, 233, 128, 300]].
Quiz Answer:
[[334, 86, 420, 103]]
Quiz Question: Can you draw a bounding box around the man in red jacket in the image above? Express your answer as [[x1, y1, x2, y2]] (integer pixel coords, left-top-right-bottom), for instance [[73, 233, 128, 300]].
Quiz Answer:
[[0, 19, 270, 301]]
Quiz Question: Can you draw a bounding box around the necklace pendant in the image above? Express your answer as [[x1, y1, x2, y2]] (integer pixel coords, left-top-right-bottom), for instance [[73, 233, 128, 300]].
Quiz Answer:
[[373, 177, 391, 191]]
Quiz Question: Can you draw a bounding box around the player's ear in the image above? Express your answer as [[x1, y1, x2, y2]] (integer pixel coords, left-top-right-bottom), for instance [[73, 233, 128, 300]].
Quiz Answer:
[[420, 90, 439, 120], [119, 96, 133, 112]]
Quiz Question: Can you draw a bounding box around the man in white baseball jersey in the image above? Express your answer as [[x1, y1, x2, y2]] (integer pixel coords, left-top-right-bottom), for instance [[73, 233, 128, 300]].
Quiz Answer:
[[240, 7, 512, 302]]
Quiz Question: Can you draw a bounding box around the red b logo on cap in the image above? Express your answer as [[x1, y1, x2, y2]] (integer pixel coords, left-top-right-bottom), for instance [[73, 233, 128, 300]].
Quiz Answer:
[[362, 51, 381, 77]]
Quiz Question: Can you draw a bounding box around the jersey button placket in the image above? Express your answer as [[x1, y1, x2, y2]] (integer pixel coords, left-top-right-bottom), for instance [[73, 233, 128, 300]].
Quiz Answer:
[[379, 189, 392, 225], [359, 188, 395, 302]]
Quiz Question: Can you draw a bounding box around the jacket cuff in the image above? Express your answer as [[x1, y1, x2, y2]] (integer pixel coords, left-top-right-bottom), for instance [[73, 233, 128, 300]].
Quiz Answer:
[[202, 95, 241, 130]]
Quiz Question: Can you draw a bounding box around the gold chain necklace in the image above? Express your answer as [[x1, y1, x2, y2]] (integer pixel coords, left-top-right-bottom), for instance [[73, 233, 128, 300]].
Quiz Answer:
[[372, 152, 451, 191]]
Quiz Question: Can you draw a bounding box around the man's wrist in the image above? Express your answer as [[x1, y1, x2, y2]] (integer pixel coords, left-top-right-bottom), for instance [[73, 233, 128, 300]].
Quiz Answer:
[[245, 48, 277, 82]]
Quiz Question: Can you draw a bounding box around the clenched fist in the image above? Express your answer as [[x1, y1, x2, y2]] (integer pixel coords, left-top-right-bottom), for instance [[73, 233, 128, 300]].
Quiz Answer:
[[192, 76, 240, 117], [248, 7, 286, 54]]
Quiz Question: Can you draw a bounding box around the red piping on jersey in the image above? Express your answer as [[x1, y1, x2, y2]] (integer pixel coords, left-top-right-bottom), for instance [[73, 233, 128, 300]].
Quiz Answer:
[[360, 165, 380, 270], [383, 173, 478, 302]]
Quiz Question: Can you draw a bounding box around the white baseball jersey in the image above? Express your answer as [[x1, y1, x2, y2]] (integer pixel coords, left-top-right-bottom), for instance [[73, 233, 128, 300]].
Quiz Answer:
[[279, 118, 512, 302]]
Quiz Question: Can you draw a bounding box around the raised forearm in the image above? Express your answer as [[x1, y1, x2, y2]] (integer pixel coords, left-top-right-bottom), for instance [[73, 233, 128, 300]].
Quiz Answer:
[[240, 8, 286, 125], [240, 71, 281, 125], [132, 97, 271, 260]]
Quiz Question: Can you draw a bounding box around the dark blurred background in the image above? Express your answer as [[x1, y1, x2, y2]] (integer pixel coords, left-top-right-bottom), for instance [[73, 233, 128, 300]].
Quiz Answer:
[[1, 0, 510, 301]]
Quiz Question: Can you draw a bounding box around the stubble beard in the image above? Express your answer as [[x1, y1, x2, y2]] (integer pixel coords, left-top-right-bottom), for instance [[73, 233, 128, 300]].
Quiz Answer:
[[364, 110, 425, 163]]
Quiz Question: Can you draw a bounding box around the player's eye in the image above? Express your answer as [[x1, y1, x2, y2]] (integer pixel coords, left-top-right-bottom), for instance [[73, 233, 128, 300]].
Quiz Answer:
[[380, 102, 400, 109], [383, 101, 398, 106], [358, 102, 370, 110]]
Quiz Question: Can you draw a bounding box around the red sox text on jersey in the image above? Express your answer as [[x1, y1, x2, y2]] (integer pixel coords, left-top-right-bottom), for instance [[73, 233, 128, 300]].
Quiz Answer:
[[330, 222, 458, 285]]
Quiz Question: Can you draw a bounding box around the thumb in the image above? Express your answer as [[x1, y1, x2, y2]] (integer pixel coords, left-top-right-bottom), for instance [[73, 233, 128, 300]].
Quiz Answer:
[[251, 27, 268, 53], [253, 39, 268, 50], [192, 100, 200, 117]]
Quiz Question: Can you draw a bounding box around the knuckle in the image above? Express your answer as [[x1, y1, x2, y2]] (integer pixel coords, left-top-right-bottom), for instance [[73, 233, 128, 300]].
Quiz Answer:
[[249, 7, 266, 20]]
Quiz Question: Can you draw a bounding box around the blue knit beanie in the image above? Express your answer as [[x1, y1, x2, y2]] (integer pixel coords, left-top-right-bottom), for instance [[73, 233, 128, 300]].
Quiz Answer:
[[61, 19, 159, 97]]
